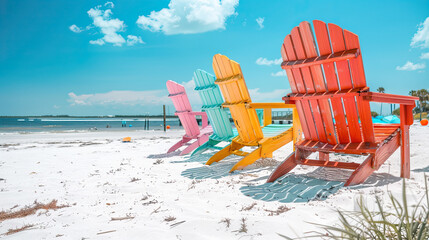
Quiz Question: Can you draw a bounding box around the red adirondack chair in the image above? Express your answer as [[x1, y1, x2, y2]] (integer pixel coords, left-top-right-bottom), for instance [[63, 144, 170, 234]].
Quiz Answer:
[[166, 80, 213, 155], [268, 20, 418, 186]]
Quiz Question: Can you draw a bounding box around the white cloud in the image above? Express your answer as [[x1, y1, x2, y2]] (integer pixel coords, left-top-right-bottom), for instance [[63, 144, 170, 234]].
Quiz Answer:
[[104, 1, 114, 8], [256, 17, 264, 29], [70, 2, 143, 47], [69, 24, 83, 33], [411, 17, 429, 48], [68, 90, 170, 106], [89, 39, 105, 45], [126, 35, 144, 46], [421, 52, 429, 59], [67, 80, 201, 108], [248, 88, 289, 102], [256, 57, 282, 66], [136, 0, 239, 35], [396, 61, 426, 71], [271, 71, 287, 77], [87, 5, 127, 46]]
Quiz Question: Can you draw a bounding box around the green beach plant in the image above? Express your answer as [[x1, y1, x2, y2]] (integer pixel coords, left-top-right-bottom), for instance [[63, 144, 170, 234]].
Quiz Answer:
[[280, 177, 429, 239]]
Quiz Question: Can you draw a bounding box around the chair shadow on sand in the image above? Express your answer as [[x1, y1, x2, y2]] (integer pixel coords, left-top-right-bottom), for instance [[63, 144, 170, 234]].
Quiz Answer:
[[180, 153, 242, 179], [412, 166, 429, 173], [147, 151, 181, 159], [171, 152, 215, 164], [240, 167, 402, 203], [178, 151, 402, 203], [179, 151, 279, 179]]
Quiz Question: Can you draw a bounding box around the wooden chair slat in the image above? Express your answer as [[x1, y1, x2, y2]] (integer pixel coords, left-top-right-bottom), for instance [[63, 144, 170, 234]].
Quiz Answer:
[[281, 45, 299, 93], [357, 97, 376, 142], [344, 30, 367, 88], [294, 101, 312, 139], [328, 23, 353, 90], [284, 35, 306, 93]]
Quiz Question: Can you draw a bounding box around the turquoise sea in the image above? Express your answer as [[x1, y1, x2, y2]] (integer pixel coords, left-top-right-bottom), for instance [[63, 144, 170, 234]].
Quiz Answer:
[[0, 117, 182, 133]]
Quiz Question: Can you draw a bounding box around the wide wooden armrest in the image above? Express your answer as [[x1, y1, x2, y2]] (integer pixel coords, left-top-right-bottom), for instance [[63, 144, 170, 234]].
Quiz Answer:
[[282, 89, 417, 106], [191, 112, 208, 128], [246, 103, 296, 127], [246, 102, 296, 109], [362, 92, 418, 105], [361, 92, 416, 126]]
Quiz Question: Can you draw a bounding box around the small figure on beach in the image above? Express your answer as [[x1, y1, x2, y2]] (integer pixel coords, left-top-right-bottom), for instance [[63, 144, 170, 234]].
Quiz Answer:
[[121, 120, 126, 127]]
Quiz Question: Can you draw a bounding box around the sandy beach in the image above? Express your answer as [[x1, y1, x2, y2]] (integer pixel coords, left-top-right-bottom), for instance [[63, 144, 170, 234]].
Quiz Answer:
[[0, 124, 428, 239]]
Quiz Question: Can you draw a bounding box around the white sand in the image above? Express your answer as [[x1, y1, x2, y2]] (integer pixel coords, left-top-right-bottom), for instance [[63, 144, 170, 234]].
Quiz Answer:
[[0, 124, 428, 239]]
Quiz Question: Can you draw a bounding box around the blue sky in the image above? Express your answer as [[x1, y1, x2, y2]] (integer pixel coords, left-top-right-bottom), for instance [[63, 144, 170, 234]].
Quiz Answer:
[[0, 0, 428, 116]]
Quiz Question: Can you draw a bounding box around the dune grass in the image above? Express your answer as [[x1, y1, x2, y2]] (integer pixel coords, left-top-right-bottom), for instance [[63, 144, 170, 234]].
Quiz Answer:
[[0, 200, 68, 222], [281, 177, 429, 239]]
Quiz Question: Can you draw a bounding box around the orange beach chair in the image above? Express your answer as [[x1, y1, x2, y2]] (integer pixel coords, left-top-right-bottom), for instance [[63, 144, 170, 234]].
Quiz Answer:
[[206, 54, 302, 172], [268, 20, 418, 186]]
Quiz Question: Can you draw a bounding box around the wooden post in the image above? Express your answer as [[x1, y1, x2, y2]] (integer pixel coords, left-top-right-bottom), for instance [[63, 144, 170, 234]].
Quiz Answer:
[[163, 105, 166, 132], [400, 105, 412, 178]]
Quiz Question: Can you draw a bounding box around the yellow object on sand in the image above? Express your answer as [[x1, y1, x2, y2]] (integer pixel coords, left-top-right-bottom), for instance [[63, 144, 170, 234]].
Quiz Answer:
[[206, 54, 302, 172], [122, 137, 131, 142]]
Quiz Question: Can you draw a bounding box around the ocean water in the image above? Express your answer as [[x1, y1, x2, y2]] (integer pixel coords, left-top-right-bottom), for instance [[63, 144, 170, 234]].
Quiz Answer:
[[0, 117, 182, 133]]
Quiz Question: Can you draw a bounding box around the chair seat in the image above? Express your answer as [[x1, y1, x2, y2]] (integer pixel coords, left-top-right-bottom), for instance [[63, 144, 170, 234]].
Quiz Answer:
[[296, 124, 400, 155], [200, 125, 213, 135], [262, 124, 293, 137], [372, 124, 400, 143]]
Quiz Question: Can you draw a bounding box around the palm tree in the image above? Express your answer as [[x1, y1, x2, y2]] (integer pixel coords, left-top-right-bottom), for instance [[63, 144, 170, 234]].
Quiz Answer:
[[409, 89, 429, 121], [409, 90, 419, 120], [377, 87, 385, 116]]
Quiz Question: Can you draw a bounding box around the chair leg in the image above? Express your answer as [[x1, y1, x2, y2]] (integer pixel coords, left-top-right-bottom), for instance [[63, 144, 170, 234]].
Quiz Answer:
[[190, 141, 210, 156], [266, 152, 297, 182], [345, 154, 375, 186], [229, 148, 262, 173], [206, 142, 243, 165], [181, 135, 209, 155], [167, 138, 190, 153], [400, 125, 411, 178], [191, 139, 221, 156]]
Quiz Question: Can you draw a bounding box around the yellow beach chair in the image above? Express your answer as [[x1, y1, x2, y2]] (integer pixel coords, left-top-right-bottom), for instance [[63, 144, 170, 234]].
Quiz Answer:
[[206, 54, 302, 172]]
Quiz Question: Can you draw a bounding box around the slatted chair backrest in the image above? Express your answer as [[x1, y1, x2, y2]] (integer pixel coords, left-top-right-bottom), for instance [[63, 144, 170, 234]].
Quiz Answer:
[[194, 69, 235, 140], [166, 80, 200, 137], [281, 20, 374, 145], [213, 54, 263, 143]]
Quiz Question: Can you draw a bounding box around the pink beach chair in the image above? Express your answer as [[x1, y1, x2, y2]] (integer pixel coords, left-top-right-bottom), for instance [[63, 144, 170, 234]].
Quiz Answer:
[[166, 80, 213, 155]]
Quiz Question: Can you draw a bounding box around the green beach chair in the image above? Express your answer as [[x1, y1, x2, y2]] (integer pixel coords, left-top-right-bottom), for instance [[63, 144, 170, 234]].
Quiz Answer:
[[191, 69, 236, 155]]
